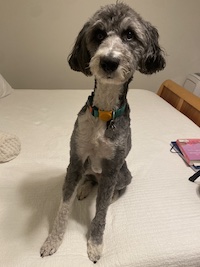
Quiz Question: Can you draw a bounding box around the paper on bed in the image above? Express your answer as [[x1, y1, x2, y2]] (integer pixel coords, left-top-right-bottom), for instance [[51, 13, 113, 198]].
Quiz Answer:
[[0, 74, 13, 98]]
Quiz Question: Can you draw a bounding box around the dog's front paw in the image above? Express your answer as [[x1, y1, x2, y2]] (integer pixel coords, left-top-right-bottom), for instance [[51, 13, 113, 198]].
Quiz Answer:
[[87, 239, 103, 263], [40, 236, 61, 258]]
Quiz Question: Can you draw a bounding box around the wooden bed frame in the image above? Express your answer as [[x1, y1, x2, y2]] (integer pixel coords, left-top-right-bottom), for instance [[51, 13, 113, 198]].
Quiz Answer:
[[157, 80, 200, 127]]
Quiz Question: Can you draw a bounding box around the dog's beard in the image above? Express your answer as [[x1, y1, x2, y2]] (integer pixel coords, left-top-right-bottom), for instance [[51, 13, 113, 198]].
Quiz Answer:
[[90, 56, 134, 85]]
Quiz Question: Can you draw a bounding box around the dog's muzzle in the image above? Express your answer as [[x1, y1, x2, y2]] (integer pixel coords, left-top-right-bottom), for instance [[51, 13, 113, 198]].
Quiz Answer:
[[100, 56, 120, 74]]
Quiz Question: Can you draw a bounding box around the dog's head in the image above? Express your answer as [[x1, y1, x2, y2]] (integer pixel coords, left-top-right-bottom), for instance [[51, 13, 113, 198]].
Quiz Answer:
[[68, 3, 166, 84]]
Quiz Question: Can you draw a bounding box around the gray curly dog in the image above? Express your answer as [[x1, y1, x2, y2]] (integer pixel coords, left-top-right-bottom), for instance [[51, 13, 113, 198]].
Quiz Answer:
[[40, 2, 165, 263]]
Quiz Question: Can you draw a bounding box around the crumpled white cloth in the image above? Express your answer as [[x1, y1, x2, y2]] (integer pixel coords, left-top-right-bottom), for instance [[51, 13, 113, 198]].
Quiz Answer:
[[0, 132, 21, 163]]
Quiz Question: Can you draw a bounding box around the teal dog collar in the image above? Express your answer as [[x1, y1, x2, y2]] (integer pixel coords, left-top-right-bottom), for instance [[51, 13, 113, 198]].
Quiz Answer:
[[87, 93, 126, 122]]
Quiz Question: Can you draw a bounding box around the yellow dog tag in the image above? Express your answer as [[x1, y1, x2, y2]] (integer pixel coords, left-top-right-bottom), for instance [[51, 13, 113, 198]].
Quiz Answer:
[[98, 110, 113, 122]]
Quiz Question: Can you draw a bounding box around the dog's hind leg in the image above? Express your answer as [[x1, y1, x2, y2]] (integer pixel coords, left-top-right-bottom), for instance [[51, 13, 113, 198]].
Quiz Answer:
[[40, 158, 82, 257], [111, 161, 132, 203], [111, 189, 124, 204], [77, 175, 97, 200]]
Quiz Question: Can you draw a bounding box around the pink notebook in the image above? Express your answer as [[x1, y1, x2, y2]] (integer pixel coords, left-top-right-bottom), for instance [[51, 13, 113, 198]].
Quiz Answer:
[[176, 139, 200, 166]]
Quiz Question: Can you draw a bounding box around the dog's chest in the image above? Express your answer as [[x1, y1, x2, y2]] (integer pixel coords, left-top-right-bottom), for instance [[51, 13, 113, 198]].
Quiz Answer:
[[76, 109, 115, 173]]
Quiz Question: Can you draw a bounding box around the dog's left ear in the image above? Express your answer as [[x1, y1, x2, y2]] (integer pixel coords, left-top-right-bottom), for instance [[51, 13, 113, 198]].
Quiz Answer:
[[138, 22, 166, 74], [68, 22, 92, 76]]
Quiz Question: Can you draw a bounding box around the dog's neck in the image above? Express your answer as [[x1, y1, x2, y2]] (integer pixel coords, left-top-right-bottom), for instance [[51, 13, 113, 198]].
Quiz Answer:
[[93, 79, 130, 111]]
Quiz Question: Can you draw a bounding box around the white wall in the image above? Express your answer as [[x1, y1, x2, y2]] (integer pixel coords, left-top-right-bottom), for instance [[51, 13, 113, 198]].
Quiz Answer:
[[0, 0, 200, 92]]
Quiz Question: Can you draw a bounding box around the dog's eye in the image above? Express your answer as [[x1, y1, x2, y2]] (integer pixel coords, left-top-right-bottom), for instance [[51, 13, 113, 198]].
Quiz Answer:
[[126, 31, 134, 40], [94, 30, 107, 42], [123, 30, 135, 41]]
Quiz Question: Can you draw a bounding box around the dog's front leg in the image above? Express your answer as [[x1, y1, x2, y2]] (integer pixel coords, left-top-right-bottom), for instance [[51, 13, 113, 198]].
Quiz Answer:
[[40, 159, 82, 257], [87, 164, 118, 263]]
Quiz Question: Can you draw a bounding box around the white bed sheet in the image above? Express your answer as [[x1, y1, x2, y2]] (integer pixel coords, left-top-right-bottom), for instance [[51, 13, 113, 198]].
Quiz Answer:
[[0, 89, 200, 267]]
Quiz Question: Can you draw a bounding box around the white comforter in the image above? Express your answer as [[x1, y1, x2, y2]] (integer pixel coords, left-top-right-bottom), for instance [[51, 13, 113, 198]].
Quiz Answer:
[[0, 89, 200, 267]]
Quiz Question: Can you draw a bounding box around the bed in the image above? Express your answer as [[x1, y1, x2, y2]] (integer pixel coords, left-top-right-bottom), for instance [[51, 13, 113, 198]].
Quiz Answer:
[[0, 80, 200, 267]]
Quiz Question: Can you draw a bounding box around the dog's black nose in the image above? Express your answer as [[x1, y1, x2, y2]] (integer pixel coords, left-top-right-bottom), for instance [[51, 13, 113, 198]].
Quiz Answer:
[[100, 56, 119, 73]]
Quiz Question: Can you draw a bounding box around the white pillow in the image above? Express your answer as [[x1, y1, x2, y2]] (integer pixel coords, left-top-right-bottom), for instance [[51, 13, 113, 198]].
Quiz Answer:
[[0, 74, 13, 98]]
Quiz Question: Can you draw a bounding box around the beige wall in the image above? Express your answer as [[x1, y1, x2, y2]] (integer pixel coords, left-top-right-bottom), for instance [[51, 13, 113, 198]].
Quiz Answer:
[[0, 0, 200, 92]]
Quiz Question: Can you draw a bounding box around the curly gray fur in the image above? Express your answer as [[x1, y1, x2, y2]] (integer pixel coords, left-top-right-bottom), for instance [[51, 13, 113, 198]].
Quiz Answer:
[[40, 2, 165, 263]]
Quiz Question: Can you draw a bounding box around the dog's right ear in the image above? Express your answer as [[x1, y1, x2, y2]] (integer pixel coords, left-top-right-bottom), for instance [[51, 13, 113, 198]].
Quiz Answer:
[[68, 22, 92, 76]]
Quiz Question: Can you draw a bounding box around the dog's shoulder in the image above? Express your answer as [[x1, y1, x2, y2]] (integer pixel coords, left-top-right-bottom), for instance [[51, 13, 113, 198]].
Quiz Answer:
[[78, 104, 88, 116]]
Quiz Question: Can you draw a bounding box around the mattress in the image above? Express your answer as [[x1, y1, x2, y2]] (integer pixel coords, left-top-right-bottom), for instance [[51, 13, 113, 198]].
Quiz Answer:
[[0, 88, 200, 267]]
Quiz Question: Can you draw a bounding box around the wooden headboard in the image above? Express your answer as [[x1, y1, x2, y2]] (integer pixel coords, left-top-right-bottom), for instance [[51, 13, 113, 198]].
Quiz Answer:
[[157, 80, 200, 127]]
